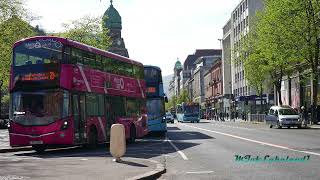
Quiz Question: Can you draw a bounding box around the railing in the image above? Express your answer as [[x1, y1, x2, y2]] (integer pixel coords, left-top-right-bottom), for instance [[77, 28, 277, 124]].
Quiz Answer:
[[247, 114, 266, 122]]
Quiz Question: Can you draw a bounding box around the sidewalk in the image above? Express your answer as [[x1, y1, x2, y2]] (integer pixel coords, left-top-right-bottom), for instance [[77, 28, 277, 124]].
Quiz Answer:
[[0, 155, 165, 180], [0, 129, 165, 179]]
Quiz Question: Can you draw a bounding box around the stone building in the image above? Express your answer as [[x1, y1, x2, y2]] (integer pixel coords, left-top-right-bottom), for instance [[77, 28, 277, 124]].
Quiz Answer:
[[222, 19, 233, 116], [191, 54, 221, 107], [229, 0, 273, 114], [103, 0, 129, 57]]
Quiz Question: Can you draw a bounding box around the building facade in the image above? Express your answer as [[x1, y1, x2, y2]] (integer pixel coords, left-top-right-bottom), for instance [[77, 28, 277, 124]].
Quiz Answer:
[[192, 54, 221, 107], [230, 0, 270, 114], [222, 19, 233, 116]]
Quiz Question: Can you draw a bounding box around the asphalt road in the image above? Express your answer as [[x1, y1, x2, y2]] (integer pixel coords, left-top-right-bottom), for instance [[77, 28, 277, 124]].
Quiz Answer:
[[159, 120, 320, 180], [0, 121, 320, 180]]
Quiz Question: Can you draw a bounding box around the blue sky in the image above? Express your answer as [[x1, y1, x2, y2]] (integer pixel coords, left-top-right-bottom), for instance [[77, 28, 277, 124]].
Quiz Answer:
[[26, 0, 240, 76]]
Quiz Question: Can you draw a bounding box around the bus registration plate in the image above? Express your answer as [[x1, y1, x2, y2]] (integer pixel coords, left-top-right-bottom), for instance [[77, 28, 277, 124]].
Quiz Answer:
[[30, 141, 43, 145]]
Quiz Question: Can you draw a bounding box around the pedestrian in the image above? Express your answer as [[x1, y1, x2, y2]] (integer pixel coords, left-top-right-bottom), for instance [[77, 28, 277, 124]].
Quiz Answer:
[[235, 111, 238, 120], [226, 113, 229, 121], [301, 106, 308, 127]]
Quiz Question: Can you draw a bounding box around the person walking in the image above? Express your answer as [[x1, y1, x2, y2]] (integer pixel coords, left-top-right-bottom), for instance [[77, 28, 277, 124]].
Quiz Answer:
[[300, 106, 308, 128]]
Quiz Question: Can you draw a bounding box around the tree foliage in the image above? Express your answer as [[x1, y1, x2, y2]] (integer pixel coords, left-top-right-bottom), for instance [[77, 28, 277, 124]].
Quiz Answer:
[[177, 90, 190, 104], [240, 0, 320, 120], [0, 0, 36, 90], [58, 15, 111, 50]]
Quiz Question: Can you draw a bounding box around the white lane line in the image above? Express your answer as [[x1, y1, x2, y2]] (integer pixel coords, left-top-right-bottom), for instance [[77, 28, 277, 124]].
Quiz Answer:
[[186, 171, 214, 174], [167, 139, 188, 160], [211, 124, 256, 131], [181, 124, 320, 157]]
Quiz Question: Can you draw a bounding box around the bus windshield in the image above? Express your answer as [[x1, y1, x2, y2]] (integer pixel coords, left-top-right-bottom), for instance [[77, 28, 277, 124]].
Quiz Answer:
[[144, 68, 161, 83], [183, 105, 199, 114], [14, 39, 63, 66], [11, 90, 69, 126], [146, 99, 165, 120]]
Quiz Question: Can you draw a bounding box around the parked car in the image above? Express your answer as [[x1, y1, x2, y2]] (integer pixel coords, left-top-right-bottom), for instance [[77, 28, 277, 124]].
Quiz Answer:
[[165, 112, 174, 123], [265, 106, 302, 129]]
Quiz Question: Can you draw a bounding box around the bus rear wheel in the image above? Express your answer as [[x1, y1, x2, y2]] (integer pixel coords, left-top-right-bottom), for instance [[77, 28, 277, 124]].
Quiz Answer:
[[32, 145, 46, 153], [128, 125, 136, 143]]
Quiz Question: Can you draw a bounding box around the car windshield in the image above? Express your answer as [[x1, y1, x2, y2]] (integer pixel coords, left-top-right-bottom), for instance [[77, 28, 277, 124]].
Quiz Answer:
[[11, 90, 69, 126], [279, 108, 298, 115], [146, 98, 165, 120]]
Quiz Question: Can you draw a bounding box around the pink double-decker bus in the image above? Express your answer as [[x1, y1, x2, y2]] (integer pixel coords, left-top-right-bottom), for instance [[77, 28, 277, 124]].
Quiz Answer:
[[8, 36, 148, 152]]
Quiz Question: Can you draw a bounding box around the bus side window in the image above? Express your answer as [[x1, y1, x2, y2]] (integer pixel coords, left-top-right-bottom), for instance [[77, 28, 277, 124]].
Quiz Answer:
[[83, 51, 95, 67], [103, 57, 112, 73], [110, 96, 126, 118], [126, 98, 140, 117], [72, 48, 83, 64], [62, 46, 71, 64], [96, 55, 102, 70]]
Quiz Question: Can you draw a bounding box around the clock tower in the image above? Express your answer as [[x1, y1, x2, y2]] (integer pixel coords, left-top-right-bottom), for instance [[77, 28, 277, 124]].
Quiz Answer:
[[103, 0, 129, 57]]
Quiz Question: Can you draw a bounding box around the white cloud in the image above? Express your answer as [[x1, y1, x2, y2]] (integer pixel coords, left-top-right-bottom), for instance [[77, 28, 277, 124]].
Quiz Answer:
[[25, 0, 240, 75]]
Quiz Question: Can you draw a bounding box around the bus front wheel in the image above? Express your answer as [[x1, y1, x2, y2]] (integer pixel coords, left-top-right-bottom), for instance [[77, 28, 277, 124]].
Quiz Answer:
[[32, 145, 46, 153]]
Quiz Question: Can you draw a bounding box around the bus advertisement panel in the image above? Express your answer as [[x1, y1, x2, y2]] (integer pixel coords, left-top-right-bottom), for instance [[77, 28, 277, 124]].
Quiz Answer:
[[9, 36, 148, 152], [177, 102, 200, 123], [144, 66, 167, 134]]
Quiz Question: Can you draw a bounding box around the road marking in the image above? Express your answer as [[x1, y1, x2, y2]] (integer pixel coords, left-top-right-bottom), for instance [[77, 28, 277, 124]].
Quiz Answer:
[[186, 171, 214, 174], [181, 124, 320, 157], [167, 139, 188, 160], [186, 133, 196, 135]]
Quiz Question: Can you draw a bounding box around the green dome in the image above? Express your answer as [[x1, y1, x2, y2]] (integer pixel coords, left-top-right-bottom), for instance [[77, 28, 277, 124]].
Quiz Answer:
[[103, 4, 122, 29], [174, 60, 183, 70]]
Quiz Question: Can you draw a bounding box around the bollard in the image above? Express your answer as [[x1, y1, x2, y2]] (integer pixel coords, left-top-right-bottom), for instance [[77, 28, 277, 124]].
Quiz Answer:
[[110, 124, 126, 162]]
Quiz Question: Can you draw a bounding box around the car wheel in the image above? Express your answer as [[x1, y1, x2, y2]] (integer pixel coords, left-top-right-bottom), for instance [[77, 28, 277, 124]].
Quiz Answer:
[[269, 125, 273, 128], [288, 126, 291, 129]]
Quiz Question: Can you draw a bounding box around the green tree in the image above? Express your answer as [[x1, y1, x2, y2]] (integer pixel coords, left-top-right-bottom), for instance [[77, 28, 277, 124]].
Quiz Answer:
[[59, 15, 111, 50], [0, 0, 36, 89], [165, 95, 177, 111], [0, 0, 37, 116], [177, 90, 190, 104]]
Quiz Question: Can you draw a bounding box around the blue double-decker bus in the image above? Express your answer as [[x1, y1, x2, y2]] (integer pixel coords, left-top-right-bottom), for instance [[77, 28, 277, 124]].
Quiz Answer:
[[144, 65, 167, 134], [177, 102, 200, 123]]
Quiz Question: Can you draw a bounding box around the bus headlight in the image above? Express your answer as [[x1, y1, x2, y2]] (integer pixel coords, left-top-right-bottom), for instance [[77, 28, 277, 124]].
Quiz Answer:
[[162, 116, 166, 123], [61, 121, 69, 130]]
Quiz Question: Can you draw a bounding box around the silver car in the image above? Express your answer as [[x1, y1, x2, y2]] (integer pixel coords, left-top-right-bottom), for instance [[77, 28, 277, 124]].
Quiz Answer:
[[165, 112, 174, 123], [265, 106, 302, 129]]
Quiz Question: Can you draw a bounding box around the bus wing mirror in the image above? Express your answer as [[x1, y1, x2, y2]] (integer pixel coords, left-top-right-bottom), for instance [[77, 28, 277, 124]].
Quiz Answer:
[[164, 96, 168, 103]]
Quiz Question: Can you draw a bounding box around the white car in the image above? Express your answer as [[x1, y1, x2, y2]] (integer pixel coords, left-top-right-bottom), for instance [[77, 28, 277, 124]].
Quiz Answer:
[[265, 106, 302, 129], [165, 112, 174, 123]]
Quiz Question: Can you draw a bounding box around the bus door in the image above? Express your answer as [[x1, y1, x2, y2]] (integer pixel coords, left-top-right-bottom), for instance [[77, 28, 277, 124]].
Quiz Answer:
[[105, 96, 114, 137], [72, 94, 86, 143]]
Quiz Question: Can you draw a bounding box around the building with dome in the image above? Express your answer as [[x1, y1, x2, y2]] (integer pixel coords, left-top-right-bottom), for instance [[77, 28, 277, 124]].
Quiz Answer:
[[174, 59, 183, 96], [168, 59, 183, 98], [103, 0, 129, 57]]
